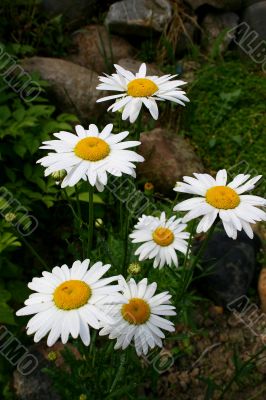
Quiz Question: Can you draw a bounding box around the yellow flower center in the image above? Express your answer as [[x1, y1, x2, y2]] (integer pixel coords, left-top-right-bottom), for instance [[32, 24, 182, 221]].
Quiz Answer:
[[74, 137, 110, 161], [127, 78, 158, 97], [152, 227, 174, 246], [121, 298, 150, 325], [206, 186, 240, 209], [53, 280, 91, 310]]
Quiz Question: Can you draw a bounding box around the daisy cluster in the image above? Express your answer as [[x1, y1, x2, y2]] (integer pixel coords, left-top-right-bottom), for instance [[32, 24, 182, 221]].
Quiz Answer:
[[17, 260, 176, 355], [17, 62, 266, 357]]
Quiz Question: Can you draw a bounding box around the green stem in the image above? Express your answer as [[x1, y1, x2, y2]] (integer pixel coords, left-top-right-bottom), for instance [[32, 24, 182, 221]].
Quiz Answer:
[[191, 222, 217, 270], [74, 185, 86, 259], [184, 220, 196, 269], [135, 110, 142, 140], [119, 185, 123, 234], [87, 184, 94, 257], [109, 352, 127, 393], [62, 189, 79, 221], [122, 209, 129, 276], [74, 185, 82, 224], [168, 264, 180, 281], [89, 330, 97, 357], [20, 235, 48, 269], [177, 221, 215, 300]]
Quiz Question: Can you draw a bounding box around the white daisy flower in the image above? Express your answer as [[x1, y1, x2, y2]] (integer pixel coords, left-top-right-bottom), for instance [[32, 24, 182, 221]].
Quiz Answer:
[[174, 169, 266, 240], [99, 277, 176, 356], [129, 212, 189, 269], [96, 63, 189, 123], [37, 124, 144, 191], [16, 260, 120, 347]]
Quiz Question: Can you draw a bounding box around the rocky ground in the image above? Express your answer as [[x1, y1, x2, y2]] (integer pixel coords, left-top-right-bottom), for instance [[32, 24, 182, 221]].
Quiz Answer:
[[19, 0, 266, 124], [158, 302, 266, 400]]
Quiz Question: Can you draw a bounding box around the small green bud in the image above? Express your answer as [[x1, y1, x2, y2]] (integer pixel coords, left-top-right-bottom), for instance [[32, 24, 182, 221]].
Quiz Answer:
[[51, 170, 66, 184], [127, 262, 141, 275], [4, 212, 16, 223], [95, 218, 103, 228], [47, 351, 57, 361]]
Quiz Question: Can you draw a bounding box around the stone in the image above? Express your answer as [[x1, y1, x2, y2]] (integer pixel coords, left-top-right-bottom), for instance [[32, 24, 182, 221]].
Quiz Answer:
[[41, 0, 98, 24], [13, 344, 61, 400], [179, 60, 201, 83], [243, 0, 266, 6], [184, 0, 242, 11], [117, 58, 163, 75], [13, 342, 81, 399], [242, 1, 266, 42], [137, 128, 204, 195], [258, 268, 266, 312], [202, 12, 239, 54], [21, 57, 107, 122], [194, 227, 261, 307], [256, 356, 266, 374], [105, 0, 172, 37], [175, 22, 197, 56], [70, 25, 135, 73]]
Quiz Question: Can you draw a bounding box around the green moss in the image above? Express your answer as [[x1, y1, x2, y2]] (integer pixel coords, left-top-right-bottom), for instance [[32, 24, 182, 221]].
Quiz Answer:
[[182, 59, 266, 195]]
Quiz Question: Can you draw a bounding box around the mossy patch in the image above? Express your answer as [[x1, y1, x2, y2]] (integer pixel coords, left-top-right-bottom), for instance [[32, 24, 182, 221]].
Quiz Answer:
[[182, 59, 266, 195]]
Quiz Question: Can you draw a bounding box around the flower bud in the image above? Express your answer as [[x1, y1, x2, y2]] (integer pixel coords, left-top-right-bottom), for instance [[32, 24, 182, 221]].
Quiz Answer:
[[47, 351, 57, 361], [127, 262, 141, 275], [4, 212, 16, 223], [95, 218, 103, 229], [144, 182, 154, 196], [51, 170, 66, 184]]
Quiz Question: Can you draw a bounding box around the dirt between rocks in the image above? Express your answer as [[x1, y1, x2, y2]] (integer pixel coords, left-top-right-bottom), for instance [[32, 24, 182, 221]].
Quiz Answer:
[[155, 303, 266, 400]]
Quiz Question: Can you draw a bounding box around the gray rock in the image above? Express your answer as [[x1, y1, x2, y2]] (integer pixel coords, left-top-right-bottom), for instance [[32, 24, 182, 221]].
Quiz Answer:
[[185, 0, 242, 11], [41, 0, 98, 23], [137, 128, 204, 195], [194, 228, 261, 307], [180, 60, 201, 83], [13, 344, 61, 400], [235, 2, 266, 64], [243, 1, 266, 40], [69, 25, 135, 73], [243, 0, 266, 7], [105, 0, 172, 37], [21, 57, 107, 122], [175, 22, 197, 56], [13, 342, 80, 400], [202, 12, 239, 54]]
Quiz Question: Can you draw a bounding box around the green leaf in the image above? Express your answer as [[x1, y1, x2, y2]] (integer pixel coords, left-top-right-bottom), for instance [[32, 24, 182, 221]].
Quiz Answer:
[[0, 232, 21, 253], [78, 192, 105, 204], [0, 106, 11, 122], [14, 142, 26, 157], [209, 138, 216, 148], [57, 113, 79, 123], [0, 302, 15, 325], [34, 178, 46, 192], [232, 135, 242, 145], [23, 163, 32, 180], [13, 107, 25, 122], [4, 167, 16, 182], [7, 281, 29, 303], [0, 289, 11, 302]]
